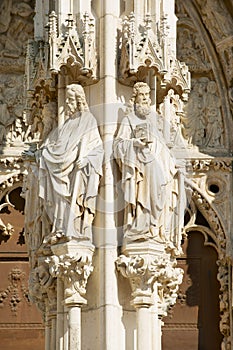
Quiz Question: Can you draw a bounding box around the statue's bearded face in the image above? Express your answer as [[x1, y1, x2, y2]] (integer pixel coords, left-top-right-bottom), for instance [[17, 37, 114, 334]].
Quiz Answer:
[[66, 90, 78, 114], [134, 86, 151, 117]]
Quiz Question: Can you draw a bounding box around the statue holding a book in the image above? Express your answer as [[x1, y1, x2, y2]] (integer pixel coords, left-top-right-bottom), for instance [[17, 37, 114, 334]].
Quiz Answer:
[[114, 82, 177, 243]]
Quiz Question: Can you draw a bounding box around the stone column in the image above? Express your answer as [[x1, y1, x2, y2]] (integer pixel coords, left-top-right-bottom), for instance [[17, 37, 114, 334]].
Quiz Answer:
[[46, 240, 95, 350], [116, 241, 183, 350]]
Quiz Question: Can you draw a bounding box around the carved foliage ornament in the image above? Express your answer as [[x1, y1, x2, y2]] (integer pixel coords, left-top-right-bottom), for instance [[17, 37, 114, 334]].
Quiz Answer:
[[28, 262, 56, 317], [46, 253, 93, 305], [0, 268, 30, 315], [116, 254, 183, 316]]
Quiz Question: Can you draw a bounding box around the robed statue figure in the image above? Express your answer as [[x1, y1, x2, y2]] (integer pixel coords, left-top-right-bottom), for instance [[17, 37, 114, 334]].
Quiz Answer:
[[114, 82, 177, 243], [38, 83, 103, 242]]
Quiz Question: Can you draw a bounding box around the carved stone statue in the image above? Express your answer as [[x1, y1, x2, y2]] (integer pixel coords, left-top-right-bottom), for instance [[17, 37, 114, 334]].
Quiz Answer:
[[24, 84, 103, 243], [114, 82, 177, 243]]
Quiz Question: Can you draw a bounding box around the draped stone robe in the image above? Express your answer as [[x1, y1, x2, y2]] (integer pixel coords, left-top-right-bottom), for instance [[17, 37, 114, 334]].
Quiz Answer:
[[114, 112, 176, 242], [39, 111, 103, 240]]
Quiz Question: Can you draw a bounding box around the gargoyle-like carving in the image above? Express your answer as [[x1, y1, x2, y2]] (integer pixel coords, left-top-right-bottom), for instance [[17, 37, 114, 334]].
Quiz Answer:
[[28, 262, 55, 317]]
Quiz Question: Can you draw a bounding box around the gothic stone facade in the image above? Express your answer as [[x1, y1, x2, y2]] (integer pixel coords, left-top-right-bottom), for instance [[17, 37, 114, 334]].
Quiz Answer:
[[0, 1, 232, 350]]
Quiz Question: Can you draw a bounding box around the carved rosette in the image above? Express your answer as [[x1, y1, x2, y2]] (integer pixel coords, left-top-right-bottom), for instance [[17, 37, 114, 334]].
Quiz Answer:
[[116, 254, 183, 315], [46, 251, 94, 306]]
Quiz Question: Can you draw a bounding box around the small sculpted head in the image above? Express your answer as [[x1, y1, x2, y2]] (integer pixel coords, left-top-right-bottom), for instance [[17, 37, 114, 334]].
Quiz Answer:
[[207, 81, 217, 94], [65, 84, 89, 116], [130, 82, 151, 118]]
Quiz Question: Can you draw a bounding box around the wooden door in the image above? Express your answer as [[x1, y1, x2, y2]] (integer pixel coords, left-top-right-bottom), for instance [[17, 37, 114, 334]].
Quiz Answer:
[[0, 186, 45, 350], [162, 231, 223, 350]]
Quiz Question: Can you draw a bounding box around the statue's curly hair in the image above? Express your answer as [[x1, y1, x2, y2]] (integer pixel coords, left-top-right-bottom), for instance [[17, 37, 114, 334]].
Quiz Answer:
[[129, 82, 151, 106], [66, 83, 89, 111]]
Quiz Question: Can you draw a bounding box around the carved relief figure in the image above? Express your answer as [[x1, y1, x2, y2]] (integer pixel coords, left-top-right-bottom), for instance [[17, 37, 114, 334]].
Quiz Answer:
[[114, 82, 177, 243], [0, 0, 34, 57], [37, 84, 103, 242], [0, 76, 30, 145], [205, 81, 223, 147], [0, 85, 14, 143], [197, 0, 233, 42], [177, 27, 210, 72], [182, 78, 224, 148]]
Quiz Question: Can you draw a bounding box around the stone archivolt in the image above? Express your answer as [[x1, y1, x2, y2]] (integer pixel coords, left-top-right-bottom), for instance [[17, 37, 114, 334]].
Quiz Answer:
[[184, 175, 231, 349]]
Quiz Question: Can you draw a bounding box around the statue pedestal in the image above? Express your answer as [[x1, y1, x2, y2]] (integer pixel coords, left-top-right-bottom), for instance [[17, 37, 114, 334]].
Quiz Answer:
[[117, 240, 166, 350], [117, 239, 183, 350], [49, 239, 95, 350]]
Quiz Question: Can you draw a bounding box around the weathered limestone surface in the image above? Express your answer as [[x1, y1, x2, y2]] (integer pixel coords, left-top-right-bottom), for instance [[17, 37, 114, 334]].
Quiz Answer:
[[0, 1, 232, 350]]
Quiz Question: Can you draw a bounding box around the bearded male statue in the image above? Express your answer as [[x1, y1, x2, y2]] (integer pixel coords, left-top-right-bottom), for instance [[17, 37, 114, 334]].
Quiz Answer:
[[114, 82, 177, 243], [24, 84, 104, 243]]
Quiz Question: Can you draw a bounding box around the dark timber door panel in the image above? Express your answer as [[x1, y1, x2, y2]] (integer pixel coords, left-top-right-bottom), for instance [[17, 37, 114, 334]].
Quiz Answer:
[[162, 232, 223, 350]]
